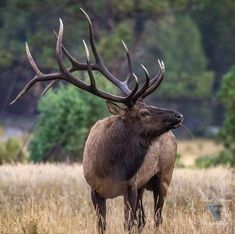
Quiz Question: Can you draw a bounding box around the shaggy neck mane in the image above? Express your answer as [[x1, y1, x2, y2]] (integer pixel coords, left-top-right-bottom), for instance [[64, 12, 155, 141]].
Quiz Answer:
[[98, 117, 154, 181]]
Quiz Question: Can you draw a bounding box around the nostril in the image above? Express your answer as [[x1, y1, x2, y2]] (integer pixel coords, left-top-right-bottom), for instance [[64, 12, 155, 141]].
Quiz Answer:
[[175, 113, 183, 119]]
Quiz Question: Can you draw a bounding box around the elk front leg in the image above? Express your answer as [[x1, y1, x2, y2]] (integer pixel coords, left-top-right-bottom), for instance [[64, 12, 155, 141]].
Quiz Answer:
[[91, 191, 106, 234], [124, 185, 138, 232], [153, 175, 167, 228], [136, 187, 146, 229]]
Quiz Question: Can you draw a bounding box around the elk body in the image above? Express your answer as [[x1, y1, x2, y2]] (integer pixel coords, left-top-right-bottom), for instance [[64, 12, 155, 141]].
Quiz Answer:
[[83, 102, 182, 232], [11, 9, 183, 233]]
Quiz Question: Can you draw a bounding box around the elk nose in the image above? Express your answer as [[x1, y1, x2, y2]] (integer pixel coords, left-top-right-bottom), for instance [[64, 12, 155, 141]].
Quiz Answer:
[[174, 112, 183, 120]]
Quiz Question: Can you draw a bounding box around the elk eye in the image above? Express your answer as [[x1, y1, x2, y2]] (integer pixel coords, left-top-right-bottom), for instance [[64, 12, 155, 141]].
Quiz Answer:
[[139, 109, 150, 118]]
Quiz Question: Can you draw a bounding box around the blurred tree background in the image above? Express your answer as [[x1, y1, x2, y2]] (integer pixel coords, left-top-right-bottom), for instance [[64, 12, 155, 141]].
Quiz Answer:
[[0, 0, 235, 161]]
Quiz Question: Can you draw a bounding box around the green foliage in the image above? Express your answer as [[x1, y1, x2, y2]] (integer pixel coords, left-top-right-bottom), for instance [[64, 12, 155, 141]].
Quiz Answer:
[[220, 66, 235, 110], [130, 0, 192, 15], [175, 153, 184, 168], [143, 15, 213, 98], [195, 66, 235, 168], [195, 156, 213, 168], [138, 0, 169, 13], [0, 138, 26, 164], [193, 0, 235, 77], [98, 21, 132, 65], [96, 0, 191, 16], [111, 0, 134, 13], [195, 150, 235, 168], [0, 49, 13, 69], [219, 67, 235, 144], [29, 75, 114, 162], [217, 66, 235, 165]]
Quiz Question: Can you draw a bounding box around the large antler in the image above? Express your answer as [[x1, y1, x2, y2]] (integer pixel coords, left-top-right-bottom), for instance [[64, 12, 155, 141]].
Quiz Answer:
[[10, 8, 165, 107]]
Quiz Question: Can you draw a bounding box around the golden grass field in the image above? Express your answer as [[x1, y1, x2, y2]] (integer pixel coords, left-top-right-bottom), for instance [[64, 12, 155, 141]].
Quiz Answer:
[[177, 139, 224, 166], [0, 164, 234, 234]]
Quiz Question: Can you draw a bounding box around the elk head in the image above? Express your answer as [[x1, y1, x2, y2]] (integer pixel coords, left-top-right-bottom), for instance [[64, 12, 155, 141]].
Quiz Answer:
[[107, 101, 183, 138], [10, 8, 183, 133]]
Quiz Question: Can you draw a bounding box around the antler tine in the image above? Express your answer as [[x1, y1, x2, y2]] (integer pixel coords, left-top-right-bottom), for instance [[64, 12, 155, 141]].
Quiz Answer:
[[56, 18, 92, 90], [122, 40, 133, 85], [56, 19, 66, 73], [83, 40, 96, 89], [80, 8, 102, 64], [154, 60, 165, 83], [80, 8, 131, 95], [148, 59, 162, 86], [25, 42, 42, 76], [132, 64, 150, 101], [125, 73, 139, 107], [41, 80, 58, 96], [10, 76, 39, 105], [10, 42, 64, 105], [53, 29, 90, 70], [141, 60, 165, 99], [27, 39, 59, 97], [120, 40, 140, 106], [10, 72, 63, 105]]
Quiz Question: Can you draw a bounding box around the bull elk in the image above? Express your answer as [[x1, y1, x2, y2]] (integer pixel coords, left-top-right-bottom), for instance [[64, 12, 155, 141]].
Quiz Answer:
[[11, 9, 183, 233]]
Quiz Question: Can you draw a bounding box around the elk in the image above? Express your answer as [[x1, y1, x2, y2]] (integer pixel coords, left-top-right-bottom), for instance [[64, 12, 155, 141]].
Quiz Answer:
[[11, 9, 183, 233]]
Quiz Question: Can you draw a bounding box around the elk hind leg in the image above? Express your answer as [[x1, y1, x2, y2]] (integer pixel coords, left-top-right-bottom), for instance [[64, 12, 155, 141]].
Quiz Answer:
[[91, 191, 106, 234]]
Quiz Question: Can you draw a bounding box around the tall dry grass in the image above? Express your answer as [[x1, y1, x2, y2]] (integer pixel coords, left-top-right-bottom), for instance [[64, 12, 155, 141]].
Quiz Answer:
[[0, 164, 234, 234]]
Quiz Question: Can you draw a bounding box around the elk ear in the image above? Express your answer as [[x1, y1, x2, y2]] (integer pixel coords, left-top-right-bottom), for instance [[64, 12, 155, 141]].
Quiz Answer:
[[106, 101, 125, 116]]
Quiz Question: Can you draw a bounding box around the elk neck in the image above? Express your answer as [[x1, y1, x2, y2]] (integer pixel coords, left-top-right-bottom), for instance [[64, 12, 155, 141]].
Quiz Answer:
[[99, 116, 158, 181]]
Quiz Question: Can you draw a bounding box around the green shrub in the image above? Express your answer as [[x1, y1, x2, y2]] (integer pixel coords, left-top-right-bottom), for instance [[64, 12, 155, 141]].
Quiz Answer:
[[219, 67, 235, 145], [195, 67, 235, 168], [217, 66, 235, 166], [195, 150, 235, 168], [195, 156, 216, 168], [175, 153, 184, 168], [0, 138, 26, 164], [29, 76, 115, 162]]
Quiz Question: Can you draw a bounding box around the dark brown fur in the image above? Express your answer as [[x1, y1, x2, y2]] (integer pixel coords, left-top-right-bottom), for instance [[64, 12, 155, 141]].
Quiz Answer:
[[94, 117, 151, 180]]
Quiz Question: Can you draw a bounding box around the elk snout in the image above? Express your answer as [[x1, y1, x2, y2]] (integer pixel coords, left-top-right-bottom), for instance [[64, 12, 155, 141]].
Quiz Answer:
[[174, 112, 183, 121], [164, 111, 183, 128]]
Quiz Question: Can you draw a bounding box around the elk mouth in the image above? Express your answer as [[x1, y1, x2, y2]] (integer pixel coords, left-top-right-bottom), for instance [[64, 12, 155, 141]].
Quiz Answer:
[[163, 119, 183, 129], [165, 112, 184, 129], [172, 121, 183, 128]]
